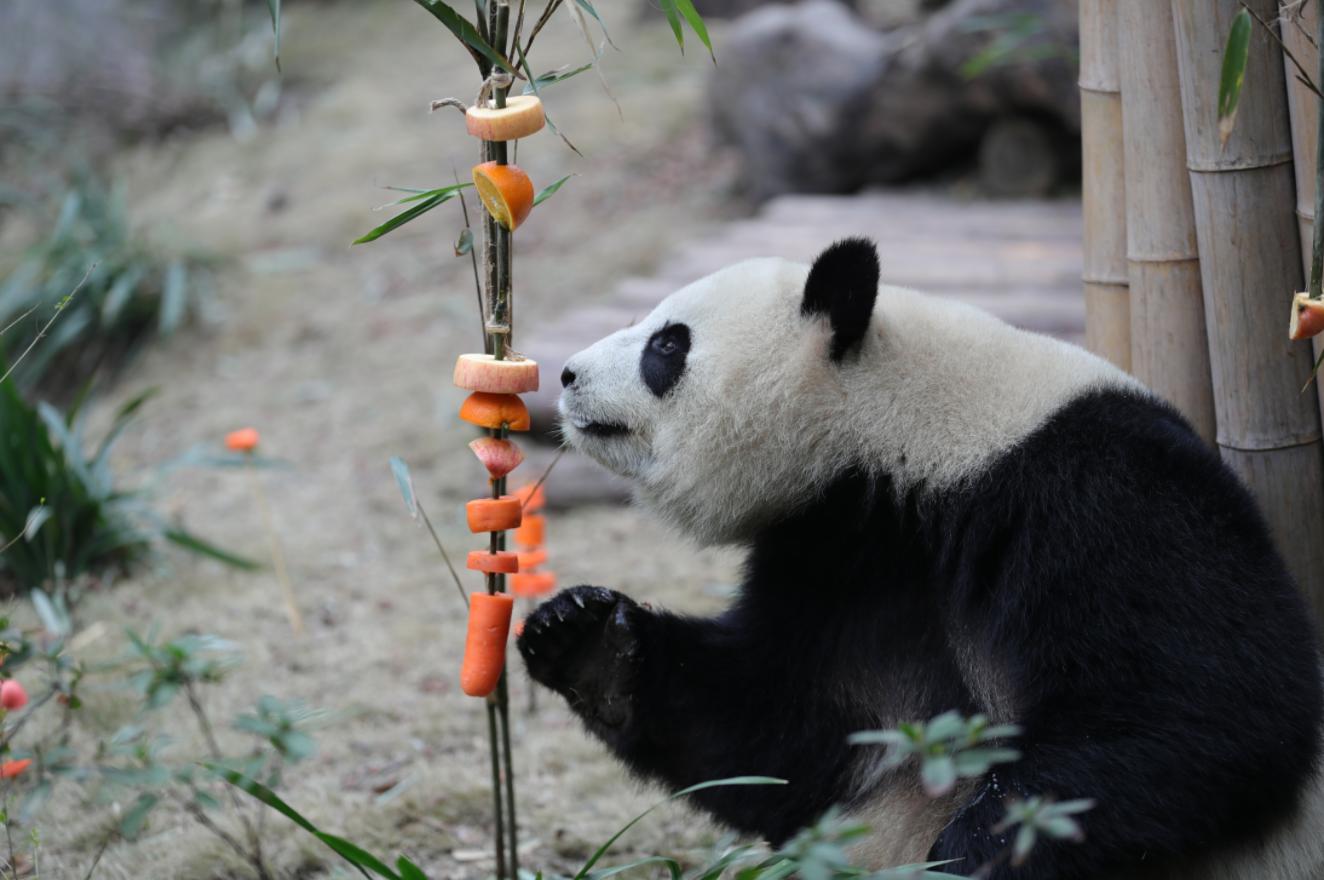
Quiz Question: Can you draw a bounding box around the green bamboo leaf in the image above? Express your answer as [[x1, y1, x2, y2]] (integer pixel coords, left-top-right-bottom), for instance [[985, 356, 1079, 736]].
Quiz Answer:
[[515, 48, 583, 156], [353, 192, 453, 245], [382, 183, 473, 207], [396, 858, 428, 880], [267, 0, 282, 71], [522, 62, 596, 94], [533, 174, 575, 207], [658, 0, 684, 51], [672, 0, 714, 60], [410, 0, 516, 74], [389, 456, 419, 518], [574, 0, 617, 49], [163, 529, 262, 571], [1217, 8, 1252, 146]]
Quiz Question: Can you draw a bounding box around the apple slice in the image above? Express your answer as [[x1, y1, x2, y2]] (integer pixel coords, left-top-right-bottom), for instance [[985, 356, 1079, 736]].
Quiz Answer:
[[466, 96, 546, 142], [1290, 292, 1324, 341], [469, 437, 525, 478], [454, 353, 539, 393]]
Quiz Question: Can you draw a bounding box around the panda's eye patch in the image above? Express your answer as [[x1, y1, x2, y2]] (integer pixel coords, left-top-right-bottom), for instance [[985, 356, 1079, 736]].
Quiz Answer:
[[641, 323, 691, 398]]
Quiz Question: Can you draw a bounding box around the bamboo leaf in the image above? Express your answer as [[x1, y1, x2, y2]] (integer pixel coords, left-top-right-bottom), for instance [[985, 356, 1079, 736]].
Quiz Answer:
[[267, 0, 282, 71], [381, 183, 472, 207], [409, 0, 516, 74], [522, 62, 596, 94], [454, 227, 473, 256], [163, 529, 262, 570], [1217, 8, 1252, 146], [574, 0, 617, 49], [354, 193, 451, 245], [672, 0, 714, 60], [389, 457, 419, 518], [533, 174, 575, 207], [657, 0, 684, 51], [515, 48, 583, 156]]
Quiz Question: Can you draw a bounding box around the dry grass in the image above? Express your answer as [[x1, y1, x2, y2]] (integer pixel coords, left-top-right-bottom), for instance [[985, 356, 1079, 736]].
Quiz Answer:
[[13, 1, 748, 876]]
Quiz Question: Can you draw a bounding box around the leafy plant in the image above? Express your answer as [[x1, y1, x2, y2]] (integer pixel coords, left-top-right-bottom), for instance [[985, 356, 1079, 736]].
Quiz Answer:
[[849, 711, 1021, 797], [0, 173, 212, 393], [0, 379, 257, 594]]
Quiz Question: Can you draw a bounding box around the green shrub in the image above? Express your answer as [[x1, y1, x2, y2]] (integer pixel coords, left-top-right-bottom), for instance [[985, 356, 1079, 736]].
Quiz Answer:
[[0, 173, 212, 394], [0, 379, 255, 594]]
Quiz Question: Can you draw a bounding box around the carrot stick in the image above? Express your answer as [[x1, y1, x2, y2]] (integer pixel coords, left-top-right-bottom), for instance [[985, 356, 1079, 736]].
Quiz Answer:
[[466, 496, 523, 533], [467, 550, 520, 574], [461, 592, 516, 697]]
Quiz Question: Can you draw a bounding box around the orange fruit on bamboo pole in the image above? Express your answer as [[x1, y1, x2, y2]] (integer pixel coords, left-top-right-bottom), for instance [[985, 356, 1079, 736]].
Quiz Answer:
[[1289, 292, 1324, 341], [459, 392, 531, 431], [225, 427, 260, 453], [454, 353, 539, 393], [465, 496, 523, 533], [514, 513, 545, 548], [472, 161, 535, 230], [460, 592, 515, 697], [511, 570, 556, 598], [466, 550, 521, 574], [465, 96, 546, 142]]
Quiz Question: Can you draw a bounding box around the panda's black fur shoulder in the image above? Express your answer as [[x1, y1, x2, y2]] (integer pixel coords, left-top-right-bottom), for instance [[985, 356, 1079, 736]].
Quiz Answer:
[[520, 385, 1323, 879]]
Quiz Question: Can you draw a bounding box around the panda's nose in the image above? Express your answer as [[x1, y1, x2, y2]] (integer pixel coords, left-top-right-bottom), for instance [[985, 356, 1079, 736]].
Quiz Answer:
[[560, 366, 577, 389]]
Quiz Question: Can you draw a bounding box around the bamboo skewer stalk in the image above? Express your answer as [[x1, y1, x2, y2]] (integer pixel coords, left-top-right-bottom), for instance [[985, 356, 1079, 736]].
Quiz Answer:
[[1079, 0, 1131, 371], [1117, 0, 1215, 443], [1171, 0, 1324, 620]]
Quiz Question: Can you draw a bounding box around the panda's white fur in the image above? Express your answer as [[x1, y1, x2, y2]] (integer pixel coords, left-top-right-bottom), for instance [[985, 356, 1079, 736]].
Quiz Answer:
[[531, 245, 1324, 879], [561, 257, 1138, 545]]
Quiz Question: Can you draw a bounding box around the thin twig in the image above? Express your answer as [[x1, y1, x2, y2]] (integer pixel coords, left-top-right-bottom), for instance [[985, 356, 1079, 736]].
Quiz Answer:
[[415, 498, 470, 608], [1241, 1, 1323, 98], [454, 167, 490, 354], [1312, 0, 1324, 298], [0, 264, 92, 386], [521, 445, 567, 510], [485, 700, 507, 880], [522, 0, 565, 59], [81, 829, 116, 880], [0, 304, 40, 339]]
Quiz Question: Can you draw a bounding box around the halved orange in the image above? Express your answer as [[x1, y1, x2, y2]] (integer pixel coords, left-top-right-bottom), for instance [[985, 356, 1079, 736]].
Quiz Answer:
[[459, 392, 531, 431], [473, 161, 535, 231]]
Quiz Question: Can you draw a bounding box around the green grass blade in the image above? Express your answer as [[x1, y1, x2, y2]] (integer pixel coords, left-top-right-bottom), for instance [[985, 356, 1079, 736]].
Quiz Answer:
[[573, 777, 784, 880], [657, 0, 684, 51], [1218, 8, 1251, 146], [163, 529, 262, 570], [353, 193, 449, 244], [410, 0, 516, 74]]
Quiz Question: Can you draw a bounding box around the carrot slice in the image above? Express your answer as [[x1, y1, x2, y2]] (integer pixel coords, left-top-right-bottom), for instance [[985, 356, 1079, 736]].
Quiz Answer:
[[469, 437, 525, 479], [460, 592, 515, 697], [514, 513, 545, 548], [466, 496, 523, 533], [460, 392, 531, 431], [511, 570, 556, 598], [517, 547, 548, 569], [466, 550, 520, 574], [514, 482, 546, 512], [454, 353, 540, 394]]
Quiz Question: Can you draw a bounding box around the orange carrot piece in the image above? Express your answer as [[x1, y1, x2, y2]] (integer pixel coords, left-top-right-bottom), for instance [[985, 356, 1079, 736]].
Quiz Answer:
[[514, 513, 545, 548], [511, 570, 556, 598], [460, 592, 515, 697], [459, 392, 531, 431], [514, 482, 546, 511], [466, 496, 523, 533], [467, 550, 520, 574], [517, 547, 548, 569], [513, 618, 526, 638]]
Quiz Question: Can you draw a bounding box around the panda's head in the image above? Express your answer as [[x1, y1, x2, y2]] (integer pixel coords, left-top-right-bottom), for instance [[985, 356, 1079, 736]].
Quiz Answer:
[[559, 238, 882, 545]]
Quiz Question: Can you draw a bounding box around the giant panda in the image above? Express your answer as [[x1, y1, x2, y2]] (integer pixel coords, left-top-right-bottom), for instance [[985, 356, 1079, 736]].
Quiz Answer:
[[516, 238, 1324, 879]]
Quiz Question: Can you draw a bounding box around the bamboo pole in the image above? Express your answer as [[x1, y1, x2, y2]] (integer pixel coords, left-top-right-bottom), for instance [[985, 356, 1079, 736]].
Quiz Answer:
[[1117, 0, 1216, 444], [1172, 0, 1324, 618], [1281, 1, 1324, 415], [1079, 0, 1131, 371]]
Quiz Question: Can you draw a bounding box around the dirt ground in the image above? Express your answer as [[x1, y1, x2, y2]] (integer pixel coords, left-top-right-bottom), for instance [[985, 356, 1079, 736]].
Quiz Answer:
[[21, 3, 753, 877]]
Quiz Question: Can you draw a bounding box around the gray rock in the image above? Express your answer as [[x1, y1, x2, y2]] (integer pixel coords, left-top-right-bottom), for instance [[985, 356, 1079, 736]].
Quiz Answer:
[[710, 0, 1080, 199]]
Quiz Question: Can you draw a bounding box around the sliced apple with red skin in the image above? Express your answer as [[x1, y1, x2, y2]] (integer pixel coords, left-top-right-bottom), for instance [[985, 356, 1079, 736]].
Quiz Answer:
[[1291, 292, 1324, 341], [454, 353, 539, 394], [465, 96, 545, 142], [469, 437, 525, 479]]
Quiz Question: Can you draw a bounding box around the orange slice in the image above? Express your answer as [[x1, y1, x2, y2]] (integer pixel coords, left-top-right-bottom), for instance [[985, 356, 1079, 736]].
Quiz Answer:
[[466, 96, 546, 142], [459, 392, 531, 431], [473, 161, 535, 231]]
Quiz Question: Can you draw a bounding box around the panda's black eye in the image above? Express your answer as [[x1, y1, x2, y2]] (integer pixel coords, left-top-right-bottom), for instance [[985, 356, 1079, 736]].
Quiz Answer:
[[641, 323, 692, 398]]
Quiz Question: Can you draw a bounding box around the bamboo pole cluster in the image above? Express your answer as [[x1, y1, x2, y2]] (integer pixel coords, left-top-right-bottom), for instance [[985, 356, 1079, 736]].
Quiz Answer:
[[1081, 0, 1324, 620]]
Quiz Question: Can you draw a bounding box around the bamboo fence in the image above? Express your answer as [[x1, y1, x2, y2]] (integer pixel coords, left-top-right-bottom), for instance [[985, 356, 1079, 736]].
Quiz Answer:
[[1079, 0, 1131, 371], [1165, 0, 1324, 615], [1116, 0, 1215, 443]]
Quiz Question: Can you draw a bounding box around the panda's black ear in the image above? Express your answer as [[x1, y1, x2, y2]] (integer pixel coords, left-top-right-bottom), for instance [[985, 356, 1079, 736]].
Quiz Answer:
[[801, 238, 880, 362]]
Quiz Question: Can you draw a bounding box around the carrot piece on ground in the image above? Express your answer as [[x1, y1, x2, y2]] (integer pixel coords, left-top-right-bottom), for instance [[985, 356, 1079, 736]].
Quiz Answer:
[[517, 547, 548, 569], [460, 592, 516, 697], [454, 353, 540, 393], [511, 570, 556, 598], [466, 497, 523, 533], [514, 513, 545, 548], [459, 392, 531, 431], [469, 437, 525, 479], [514, 482, 546, 511], [467, 550, 520, 574]]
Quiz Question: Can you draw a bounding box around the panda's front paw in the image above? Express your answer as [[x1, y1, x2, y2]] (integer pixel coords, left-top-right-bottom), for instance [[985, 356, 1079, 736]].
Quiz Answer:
[[517, 586, 644, 729]]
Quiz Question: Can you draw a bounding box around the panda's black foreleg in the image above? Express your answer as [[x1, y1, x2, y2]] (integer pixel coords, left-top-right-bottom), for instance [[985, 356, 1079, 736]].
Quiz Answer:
[[518, 585, 834, 841]]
